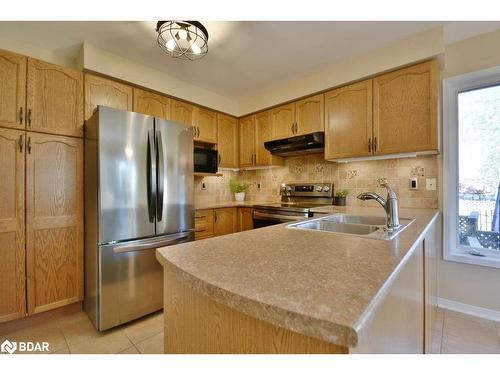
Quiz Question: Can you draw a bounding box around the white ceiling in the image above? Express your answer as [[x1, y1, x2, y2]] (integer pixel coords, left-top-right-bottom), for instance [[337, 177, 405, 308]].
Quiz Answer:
[[1, 21, 500, 99]]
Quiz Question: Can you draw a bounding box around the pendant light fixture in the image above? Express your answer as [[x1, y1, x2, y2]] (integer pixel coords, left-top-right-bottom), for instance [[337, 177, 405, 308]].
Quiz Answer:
[[156, 21, 209, 61]]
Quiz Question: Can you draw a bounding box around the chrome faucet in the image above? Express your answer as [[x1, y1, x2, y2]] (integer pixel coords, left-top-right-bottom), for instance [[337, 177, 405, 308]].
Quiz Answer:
[[357, 179, 400, 230]]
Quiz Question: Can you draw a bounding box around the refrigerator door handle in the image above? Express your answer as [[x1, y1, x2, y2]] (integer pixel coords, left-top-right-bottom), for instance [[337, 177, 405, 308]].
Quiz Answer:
[[147, 131, 157, 223], [156, 130, 164, 222], [112, 232, 193, 253]]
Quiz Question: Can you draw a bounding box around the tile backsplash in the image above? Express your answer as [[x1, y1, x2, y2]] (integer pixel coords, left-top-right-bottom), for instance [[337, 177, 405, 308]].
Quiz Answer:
[[195, 154, 439, 209]]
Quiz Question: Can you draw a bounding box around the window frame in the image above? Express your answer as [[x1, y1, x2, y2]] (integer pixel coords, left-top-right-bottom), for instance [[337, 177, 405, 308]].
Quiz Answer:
[[443, 66, 500, 269]]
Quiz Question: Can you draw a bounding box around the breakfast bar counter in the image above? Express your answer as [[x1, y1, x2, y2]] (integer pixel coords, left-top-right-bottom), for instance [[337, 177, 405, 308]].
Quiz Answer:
[[156, 206, 440, 353]]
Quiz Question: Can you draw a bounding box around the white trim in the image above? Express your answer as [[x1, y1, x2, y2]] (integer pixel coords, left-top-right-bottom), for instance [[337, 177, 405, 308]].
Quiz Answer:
[[437, 298, 500, 322], [442, 66, 500, 269]]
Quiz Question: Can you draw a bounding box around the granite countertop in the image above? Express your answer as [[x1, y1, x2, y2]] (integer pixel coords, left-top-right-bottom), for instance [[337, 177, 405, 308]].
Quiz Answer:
[[195, 200, 278, 210], [156, 206, 439, 348]]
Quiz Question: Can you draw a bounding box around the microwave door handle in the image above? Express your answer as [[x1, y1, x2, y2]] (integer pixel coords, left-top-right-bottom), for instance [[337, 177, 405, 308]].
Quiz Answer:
[[156, 130, 164, 222], [147, 131, 156, 223]]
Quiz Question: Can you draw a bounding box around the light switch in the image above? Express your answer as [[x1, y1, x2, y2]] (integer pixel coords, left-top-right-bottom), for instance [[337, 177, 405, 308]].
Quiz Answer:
[[426, 178, 437, 191]]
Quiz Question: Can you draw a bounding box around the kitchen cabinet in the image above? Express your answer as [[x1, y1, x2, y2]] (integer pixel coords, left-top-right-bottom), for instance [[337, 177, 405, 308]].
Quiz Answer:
[[295, 94, 324, 136], [27, 58, 84, 137], [238, 207, 254, 232], [26, 132, 84, 315], [214, 207, 238, 237], [133, 88, 170, 120], [217, 114, 239, 168], [325, 80, 373, 159], [84, 74, 133, 120], [373, 60, 438, 155], [194, 209, 215, 240], [0, 49, 26, 130], [196, 107, 217, 143], [240, 111, 283, 168], [270, 94, 324, 140], [0, 128, 26, 323], [271, 103, 295, 139], [171, 99, 195, 127]]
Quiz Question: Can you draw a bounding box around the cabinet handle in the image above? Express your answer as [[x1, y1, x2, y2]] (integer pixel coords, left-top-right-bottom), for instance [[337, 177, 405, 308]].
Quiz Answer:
[[28, 109, 32, 128], [291, 123, 294, 134], [214, 213, 218, 223], [192, 126, 196, 137], [294, 122, 298, 134], [373, 137, 378, 152], [19, 134, 23, 153], [27, 137, 32, 154], [368, 138, 372, 153], [195, 215, 206, 219], [196, 127, 200, 137], [19, 107, 23, 125], [195, 229, 206, 233], [218, 154, 221, 165]]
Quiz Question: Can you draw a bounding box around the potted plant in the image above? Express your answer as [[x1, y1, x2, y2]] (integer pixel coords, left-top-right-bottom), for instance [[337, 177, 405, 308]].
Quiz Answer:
[[334, 189, 348, 206], [229, 180, 250, 202]]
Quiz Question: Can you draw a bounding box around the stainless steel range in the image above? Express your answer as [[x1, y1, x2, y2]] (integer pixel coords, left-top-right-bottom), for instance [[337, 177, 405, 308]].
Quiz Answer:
[[253, 183, 334, 228]]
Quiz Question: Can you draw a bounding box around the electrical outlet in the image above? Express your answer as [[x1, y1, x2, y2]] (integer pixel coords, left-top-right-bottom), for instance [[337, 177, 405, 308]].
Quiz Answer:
[[201, 182, 207, 190], [409, 177, 418, 190], [426, 177, 437, 191], [257, 183, 261, 189]]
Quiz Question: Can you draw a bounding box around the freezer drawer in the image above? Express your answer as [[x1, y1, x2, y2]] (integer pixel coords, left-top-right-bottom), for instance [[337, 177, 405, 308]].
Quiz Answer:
[[87, 231, 193, 331]]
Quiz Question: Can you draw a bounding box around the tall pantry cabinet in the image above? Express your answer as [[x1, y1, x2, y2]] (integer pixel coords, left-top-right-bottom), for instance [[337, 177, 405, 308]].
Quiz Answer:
[[0, 48, 84, 322]]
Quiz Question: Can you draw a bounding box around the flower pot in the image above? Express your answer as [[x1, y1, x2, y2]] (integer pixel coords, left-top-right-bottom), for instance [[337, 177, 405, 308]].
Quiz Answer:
[[334, 196, 346, 206], [235, 192, 246, 202]]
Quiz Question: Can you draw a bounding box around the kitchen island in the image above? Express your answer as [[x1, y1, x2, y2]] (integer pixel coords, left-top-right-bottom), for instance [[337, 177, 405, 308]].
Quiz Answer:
[[156, 206, 440, 354]]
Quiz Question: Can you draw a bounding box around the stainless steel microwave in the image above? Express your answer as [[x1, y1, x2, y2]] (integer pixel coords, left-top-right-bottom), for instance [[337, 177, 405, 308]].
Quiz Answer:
[[194, 147, 218, 174]]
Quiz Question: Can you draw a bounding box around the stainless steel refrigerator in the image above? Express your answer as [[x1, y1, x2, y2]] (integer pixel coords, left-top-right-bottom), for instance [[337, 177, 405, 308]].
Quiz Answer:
[[84, 106, 194, 331]]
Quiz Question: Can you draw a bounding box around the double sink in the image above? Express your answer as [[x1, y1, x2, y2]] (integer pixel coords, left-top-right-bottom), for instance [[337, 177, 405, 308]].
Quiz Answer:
[[286, 213, 414, 240]]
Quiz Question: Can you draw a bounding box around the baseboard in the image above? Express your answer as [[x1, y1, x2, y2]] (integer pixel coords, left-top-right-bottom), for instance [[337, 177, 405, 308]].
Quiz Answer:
[[438, 298, 500, 322]]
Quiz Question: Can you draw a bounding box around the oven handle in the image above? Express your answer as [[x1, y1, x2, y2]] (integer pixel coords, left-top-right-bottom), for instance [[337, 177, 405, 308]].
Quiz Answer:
[[253, 211, 305, 222]]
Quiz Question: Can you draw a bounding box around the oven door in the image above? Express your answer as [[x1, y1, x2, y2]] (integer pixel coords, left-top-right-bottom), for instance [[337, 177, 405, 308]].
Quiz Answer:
[[252, 209, 309, 228], [194, 147, 218, 173]]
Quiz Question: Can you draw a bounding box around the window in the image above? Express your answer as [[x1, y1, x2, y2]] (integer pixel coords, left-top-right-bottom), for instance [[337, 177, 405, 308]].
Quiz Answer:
[[443, 67, 500, 268]]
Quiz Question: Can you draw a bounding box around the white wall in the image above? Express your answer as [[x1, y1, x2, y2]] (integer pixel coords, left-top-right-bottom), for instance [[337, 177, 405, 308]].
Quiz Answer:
[[83, 43, 239, 116]]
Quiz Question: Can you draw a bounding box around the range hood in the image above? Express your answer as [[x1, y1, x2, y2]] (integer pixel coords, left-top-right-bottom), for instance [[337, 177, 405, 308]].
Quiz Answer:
[[264, 132, 324, 157]]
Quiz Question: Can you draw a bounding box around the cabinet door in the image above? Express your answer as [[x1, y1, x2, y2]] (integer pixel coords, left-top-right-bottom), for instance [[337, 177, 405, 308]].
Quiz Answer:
[[239, 115, 255, 167], [26, 132, 83, 315], [171, 99, 195, 127], [238, 207, 254, 232], [217, 114, 239, 168], [196, 108, 217, 143], [325, 80, 373, 160], [0, 128, 25, 323], [133, 88, 170, 120], [214, 207, 237, 237], [194, 209, 214, 240], [27, 59, 84, 137], [295, 94, 324, 135], [255, 111, 283, 166], [84, 74, 133, 120], [0, 49, 26, 130], [373, 60, 438, 155], [271, 103, 295, 140]]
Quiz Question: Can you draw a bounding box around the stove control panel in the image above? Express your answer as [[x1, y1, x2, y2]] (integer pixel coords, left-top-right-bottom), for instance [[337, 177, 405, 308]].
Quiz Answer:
[[280, 183, 334, 197]]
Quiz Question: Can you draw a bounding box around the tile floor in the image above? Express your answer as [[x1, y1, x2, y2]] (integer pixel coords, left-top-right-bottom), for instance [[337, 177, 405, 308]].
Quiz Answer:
[[1, 307, 499, 354]]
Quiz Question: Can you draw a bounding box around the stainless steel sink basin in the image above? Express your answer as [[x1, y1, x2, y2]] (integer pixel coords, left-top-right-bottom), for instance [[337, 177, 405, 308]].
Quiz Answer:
[[286, 213, 415, 240]]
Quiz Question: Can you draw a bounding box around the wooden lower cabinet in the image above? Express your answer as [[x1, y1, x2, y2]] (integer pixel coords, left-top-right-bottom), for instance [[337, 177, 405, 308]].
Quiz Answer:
[[195, 209, 215, 240], [214, 208, 237, 237], [25, 132, 84, 315], [0, 128, 26, 322], [238, 207, 254, 232]]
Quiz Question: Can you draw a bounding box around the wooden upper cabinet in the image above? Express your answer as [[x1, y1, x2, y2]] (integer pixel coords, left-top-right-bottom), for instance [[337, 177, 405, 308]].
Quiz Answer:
[[325, 80, 373, 160], [84, 74, 133, 120], [171, 99, 195, 127], [0, 128, 25, 323], [196, 107, 217, 143], [27, 59, 84, 137], [295, 94, 324, 135], [214, 207, 237, 237], [133, 88, 170, 120], [271, 103, 295, 140], [217, 114, 239, 168], [26, 132, 83, 315], [255, 111, 283, 166], [0, 49, 26, 130], [239, 115, 255, 167], [373, 60, 438, 155]]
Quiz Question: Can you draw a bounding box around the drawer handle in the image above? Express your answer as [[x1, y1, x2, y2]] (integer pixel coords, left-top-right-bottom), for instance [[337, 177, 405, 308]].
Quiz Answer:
[[195, 229, 206, 233], [195, 216, 207, 219]]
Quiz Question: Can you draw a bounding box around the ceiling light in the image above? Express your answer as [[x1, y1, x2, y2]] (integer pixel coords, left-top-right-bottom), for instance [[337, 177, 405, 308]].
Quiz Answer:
[[156, 21, 209, 61]]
